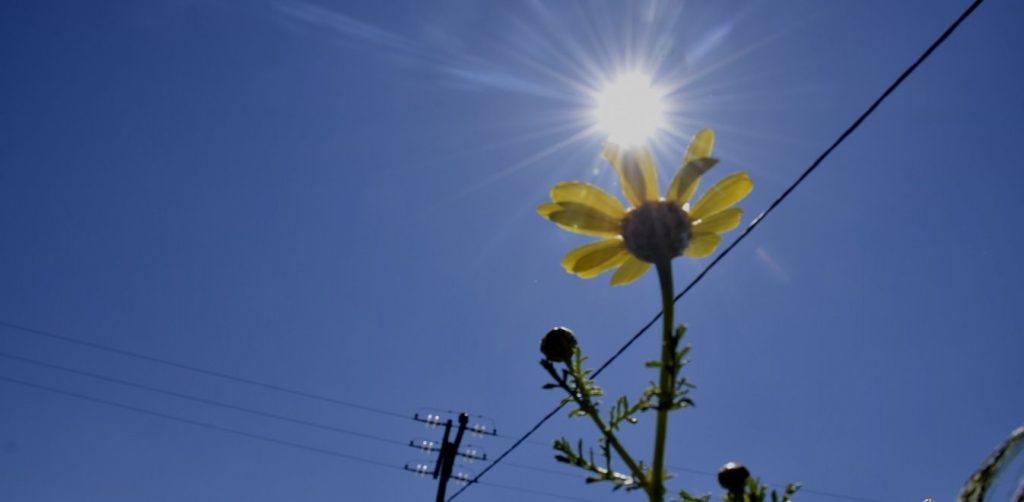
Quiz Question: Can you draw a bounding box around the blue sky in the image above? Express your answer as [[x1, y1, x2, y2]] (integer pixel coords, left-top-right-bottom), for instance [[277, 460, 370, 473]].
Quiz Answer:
[[2, 1, 1022, 501]]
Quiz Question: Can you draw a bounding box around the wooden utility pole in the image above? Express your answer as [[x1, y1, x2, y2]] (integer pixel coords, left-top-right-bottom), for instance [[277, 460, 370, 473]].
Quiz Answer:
[[433, 413, 469, 502]]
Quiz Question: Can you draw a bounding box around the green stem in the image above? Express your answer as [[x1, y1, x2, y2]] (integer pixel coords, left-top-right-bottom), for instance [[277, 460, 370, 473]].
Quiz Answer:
[[651, 260, 675, 502], [542, 362, 649, 494], [577, 395, 649, 493]]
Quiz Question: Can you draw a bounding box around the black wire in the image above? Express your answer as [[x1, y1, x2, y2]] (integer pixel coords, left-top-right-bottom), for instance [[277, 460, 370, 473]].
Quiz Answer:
[[0, 351, 408, 447], [0, 374, 404, 471], [7, 337, 876, 501], [492, 430, 554, 447], [448, 403, 568, 499], [0, 349, 594, 482], [594, 0, 986, 378], [0, 319, 409, 421], [447, 1, 985, 499], [0, 375, 610, 502]]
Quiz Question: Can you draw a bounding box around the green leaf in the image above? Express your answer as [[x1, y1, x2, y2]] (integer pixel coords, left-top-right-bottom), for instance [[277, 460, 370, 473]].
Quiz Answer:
[[676, 488, 711, 502], [958, 425, 1024, 502]]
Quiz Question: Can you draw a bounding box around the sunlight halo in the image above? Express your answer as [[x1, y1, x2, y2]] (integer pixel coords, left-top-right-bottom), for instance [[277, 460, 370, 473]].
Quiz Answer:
[[593, 73, 667, 147]]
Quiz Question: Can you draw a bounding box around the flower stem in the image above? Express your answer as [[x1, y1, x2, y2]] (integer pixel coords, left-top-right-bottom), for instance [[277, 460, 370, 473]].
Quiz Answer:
[[576, 395, 649, 493], [540, 361, 649, 494], [651, 260, 675, 502]]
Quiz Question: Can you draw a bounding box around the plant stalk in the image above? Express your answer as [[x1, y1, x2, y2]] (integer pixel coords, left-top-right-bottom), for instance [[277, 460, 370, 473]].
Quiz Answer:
[[577, 394, 649, 494], [651, 260, 675, 502], [542, 362, 649, 494]]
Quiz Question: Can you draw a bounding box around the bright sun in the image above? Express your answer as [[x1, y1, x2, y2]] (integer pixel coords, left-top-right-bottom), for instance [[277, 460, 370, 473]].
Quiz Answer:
[[593, 72, 667, 146]]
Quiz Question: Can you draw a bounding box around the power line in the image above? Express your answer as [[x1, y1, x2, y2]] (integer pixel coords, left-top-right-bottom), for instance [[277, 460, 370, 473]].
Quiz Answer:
[[0, 374, 404, 471], [0, 328, 828, 493], [0, 351, 408, 448], [493, 430, 550, 447], [446, 0, 985, 500], [0, 374, 608, 502], [0, 349, 591, 483], [0, 322, 610, 487], [0, 319, 409, 421], [451, 404, 568, 499]]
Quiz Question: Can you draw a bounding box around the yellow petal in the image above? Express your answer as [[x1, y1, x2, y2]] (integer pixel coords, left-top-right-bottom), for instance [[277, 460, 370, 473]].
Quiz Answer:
[[562, 239, 629, 279], [602, 143, 659, 206], [540, 202, 622, 237], [666, 157, 718, 205], [692, 207, 742, 234], [690, 172, 753, 221], [537, 202, 561, 218], [683, 128, 715, 165], [683, 232, 721, 258], [667, 129, 717, 205], [550, 181, 625, 219], [610, 256, 651, 286]]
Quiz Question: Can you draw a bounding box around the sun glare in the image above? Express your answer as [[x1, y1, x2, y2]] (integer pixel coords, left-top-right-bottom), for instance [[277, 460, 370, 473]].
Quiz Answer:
[[593, 72, 667, 146]]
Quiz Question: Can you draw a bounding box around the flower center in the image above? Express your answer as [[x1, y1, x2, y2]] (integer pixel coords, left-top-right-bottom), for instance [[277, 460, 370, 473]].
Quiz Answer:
[[620, 201, 692, 264]]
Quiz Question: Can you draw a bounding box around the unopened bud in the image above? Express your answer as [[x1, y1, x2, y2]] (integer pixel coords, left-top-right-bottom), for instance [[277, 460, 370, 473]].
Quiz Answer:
[[540, 327, 577, 363], [717, 462, 750, 493]]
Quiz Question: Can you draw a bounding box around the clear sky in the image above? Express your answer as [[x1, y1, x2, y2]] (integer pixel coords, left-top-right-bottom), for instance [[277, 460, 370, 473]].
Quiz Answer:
[[2, 1, 1022, 501]]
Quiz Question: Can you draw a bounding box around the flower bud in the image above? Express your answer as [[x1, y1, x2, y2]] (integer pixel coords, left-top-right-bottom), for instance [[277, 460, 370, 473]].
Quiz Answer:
[[540, 327, 577, 363], [717, 462, 750, 493]]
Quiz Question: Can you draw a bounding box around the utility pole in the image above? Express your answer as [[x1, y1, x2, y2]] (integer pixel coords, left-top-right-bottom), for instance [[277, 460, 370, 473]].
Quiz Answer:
[[433, 413, 468, 502], [405, 409, 493, 498]]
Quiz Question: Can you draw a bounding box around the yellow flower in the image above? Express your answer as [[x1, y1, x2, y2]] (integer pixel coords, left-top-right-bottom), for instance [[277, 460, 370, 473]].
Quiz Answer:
[[537, 129, 752, 286]]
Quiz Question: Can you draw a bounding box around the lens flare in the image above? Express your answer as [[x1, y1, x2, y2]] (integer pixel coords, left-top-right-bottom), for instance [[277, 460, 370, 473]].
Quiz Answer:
[[593, 73, 666, 146]]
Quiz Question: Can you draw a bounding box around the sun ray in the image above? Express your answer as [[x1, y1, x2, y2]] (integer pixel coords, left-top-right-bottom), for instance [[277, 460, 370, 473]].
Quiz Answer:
[[450, 127, 598, 201]]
